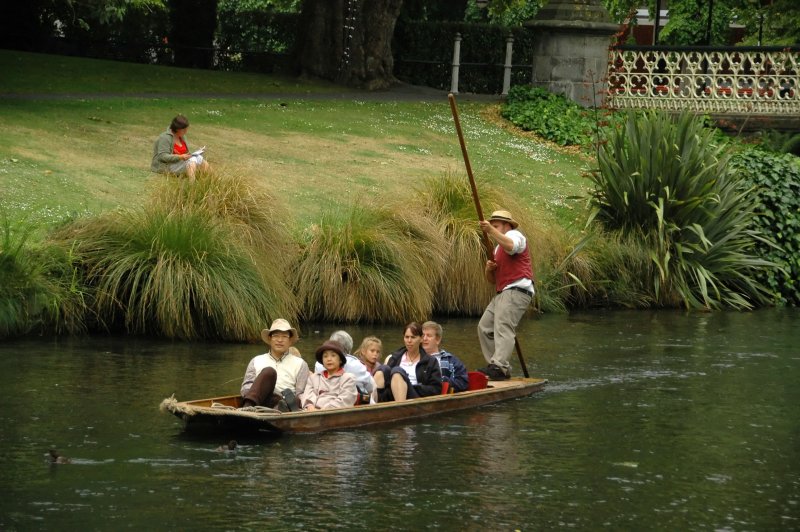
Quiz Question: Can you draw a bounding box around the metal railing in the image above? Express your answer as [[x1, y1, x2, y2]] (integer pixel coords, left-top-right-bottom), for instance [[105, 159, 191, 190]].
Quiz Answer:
[[606, 45, 800, 115]]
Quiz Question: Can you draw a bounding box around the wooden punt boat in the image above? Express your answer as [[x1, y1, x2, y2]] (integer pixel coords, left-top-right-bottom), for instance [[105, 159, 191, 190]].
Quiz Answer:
[[160, 377, 547, 435]]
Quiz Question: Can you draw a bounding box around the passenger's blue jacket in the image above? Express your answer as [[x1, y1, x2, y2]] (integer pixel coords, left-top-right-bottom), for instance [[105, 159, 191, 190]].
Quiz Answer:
[[432, 349, 469, 392]]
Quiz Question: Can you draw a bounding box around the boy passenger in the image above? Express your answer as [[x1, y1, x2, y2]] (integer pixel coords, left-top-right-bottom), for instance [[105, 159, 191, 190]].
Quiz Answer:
[[422, 321, 469, 393]]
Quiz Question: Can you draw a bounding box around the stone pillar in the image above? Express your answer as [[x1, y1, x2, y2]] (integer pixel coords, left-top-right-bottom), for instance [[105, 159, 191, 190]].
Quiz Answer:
[[525, 0, 620, 107]]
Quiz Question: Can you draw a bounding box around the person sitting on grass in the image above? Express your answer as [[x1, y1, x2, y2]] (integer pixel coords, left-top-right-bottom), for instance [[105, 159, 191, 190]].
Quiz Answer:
[[301, 341, 358, 412], [240, 319, 308, 412], [422, 321, 469, 393], [375, 322, 442, 402], [151, 114, 210, 181]]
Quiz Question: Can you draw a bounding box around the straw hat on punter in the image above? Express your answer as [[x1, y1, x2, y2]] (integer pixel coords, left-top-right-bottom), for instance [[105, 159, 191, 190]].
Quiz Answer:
[[488, 210, 519, 229], [260, 318, 299, 345]]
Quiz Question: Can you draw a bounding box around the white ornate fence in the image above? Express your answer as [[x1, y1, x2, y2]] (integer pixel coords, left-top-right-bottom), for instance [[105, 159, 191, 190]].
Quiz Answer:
[[606, 46, 800, 115]]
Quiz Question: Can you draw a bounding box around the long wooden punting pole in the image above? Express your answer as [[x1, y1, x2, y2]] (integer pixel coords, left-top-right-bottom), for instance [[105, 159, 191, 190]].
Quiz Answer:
[[447, 93, 530, 378]]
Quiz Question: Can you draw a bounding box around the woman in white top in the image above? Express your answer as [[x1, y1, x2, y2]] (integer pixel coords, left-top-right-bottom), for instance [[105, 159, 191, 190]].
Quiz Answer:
[[375, 322, 442, 402]]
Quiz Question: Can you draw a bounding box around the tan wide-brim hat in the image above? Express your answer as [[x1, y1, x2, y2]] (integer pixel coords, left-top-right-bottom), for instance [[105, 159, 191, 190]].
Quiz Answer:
[[260, 318, 299, 345], [488, 210, 519, 229]]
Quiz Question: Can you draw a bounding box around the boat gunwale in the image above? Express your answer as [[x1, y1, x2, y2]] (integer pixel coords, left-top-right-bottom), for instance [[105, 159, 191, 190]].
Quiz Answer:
[[161, 377, 547, 432]]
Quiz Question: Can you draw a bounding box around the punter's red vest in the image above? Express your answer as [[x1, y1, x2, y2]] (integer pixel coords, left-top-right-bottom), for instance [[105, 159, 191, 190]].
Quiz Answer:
[[494, 243, 533, 292]]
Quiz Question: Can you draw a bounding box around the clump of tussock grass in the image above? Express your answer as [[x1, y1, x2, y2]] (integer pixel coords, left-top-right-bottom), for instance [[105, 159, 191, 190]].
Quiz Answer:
[[582, 231, 671, 308], [415, 171, 595, 314], [50, 171, 297, 340], [294, 204, 447, 323], [147, 168, 296, 268], [416, 172, 498, 315]]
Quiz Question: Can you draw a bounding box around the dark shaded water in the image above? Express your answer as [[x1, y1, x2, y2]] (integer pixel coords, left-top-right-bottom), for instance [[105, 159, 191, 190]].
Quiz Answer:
[[1, 309, 798, 530]]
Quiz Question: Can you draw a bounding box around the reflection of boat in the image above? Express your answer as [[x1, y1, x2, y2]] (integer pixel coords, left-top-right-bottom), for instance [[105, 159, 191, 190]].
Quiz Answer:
[[160, 377, 547, 435]]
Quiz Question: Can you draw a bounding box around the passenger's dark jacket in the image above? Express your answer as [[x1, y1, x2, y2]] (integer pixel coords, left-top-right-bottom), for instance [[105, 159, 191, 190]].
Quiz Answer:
[[386, 347, 442, 397]]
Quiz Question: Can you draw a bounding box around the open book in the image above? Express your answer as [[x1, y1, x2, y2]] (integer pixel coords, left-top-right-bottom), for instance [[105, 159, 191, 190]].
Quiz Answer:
[[191, 146, 206, 156]]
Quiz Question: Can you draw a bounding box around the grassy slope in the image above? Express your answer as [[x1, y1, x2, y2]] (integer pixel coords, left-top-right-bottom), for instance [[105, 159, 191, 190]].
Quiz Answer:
[[0, 50, 591, 235]]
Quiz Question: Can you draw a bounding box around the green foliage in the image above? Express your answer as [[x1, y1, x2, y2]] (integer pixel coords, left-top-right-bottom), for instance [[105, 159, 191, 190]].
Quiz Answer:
[[728, 149, 800, 305], [0, 213, 47, 337], [463, 0, 545, 26], [755, 130, 800, 157], [216, 3, 299, 72], [501, 85, 596, 146], [293, 205, 448, 323], [603, 0, 640, 24], [393, 21, 536, 93], [589, 110, 775, 310], [733, 0, 800, 46], [658, 0, 733, 45], [0, 211, 89, 338]]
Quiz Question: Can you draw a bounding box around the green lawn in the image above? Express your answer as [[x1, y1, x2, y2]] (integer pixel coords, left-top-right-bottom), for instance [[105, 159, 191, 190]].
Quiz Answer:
[[0, 50, 592, 236]]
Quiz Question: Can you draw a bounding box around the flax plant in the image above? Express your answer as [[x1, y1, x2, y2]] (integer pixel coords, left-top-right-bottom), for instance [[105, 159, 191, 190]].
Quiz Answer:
[[589, 110, 774, 309], [294, 204, 447, 323]]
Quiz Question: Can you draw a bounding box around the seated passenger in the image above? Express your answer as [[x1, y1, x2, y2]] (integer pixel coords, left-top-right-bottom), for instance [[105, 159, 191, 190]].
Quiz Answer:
[[240, 319, 308, 411], [315, 330, 375, 400], [422, 321, 469, 393], [354, 335, 388, 377], [375, 322, 442, 402], [301, 341, 358, 411]]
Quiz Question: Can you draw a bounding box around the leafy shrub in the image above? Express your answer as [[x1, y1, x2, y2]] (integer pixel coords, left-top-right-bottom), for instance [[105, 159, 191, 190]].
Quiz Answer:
[[754, 130, 800, 156], [728, 149, 800, 305], [0, 212, 89, 337], [588, 110, 776, 310], [216, 4, 299, 73], [501, 85, 598, 146]]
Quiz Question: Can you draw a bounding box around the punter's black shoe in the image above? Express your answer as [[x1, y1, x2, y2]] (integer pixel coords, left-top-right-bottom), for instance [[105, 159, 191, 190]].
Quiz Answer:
[[477, 364, 510, 381]]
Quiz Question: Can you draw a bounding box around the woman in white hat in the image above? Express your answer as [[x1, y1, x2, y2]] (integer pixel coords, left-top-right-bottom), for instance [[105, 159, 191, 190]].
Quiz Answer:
[[240, 319, 309, 411]]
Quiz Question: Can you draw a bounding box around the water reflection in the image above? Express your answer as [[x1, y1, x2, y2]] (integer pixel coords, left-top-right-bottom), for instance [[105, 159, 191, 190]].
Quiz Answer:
[[1, 309, 799, 529]]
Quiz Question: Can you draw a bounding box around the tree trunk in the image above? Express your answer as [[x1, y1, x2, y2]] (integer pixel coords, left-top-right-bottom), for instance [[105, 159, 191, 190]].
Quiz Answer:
[[297, 0, 404, 90]]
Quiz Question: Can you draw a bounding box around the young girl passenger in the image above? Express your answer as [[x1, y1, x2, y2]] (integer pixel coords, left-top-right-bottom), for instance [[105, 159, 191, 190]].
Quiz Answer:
[[355, 336, 387, 376], [301, 341, 358, 412]]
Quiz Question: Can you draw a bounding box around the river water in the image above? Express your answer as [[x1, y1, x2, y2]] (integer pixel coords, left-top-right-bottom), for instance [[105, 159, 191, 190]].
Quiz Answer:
[[1, 309, 798, 530]]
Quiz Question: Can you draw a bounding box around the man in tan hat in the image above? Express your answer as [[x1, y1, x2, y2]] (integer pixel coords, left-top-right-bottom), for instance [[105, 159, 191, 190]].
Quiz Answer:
[[476, 210, 534, 380], [240, 318, 309, 411]]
